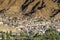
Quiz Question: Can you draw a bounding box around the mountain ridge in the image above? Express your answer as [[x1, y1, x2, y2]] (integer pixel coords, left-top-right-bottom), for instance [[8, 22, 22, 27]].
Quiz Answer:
[[0, 0, 60, 20]]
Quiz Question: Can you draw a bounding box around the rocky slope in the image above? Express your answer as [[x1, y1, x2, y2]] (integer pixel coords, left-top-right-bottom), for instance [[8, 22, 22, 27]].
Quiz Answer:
[[0, 0, 60, 32], [0, 0, 60, 20]]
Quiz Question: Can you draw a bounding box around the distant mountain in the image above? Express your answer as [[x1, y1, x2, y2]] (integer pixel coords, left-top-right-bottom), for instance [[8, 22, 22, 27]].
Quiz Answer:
[[0, 0, 60, 20]]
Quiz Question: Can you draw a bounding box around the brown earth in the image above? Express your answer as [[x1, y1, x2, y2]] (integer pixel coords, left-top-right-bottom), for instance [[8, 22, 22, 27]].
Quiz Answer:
[[0, 0, 60, 20], [0, 0, 60, 32]]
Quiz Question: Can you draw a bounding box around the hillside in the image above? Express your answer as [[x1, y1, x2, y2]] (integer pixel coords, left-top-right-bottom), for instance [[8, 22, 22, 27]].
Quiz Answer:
[[0, 0, 60, 20], [0, 0, 60, 32]]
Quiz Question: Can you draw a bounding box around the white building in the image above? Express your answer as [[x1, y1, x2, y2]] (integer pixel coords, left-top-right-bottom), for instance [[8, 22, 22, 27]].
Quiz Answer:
[[0, 22, 3, 25]]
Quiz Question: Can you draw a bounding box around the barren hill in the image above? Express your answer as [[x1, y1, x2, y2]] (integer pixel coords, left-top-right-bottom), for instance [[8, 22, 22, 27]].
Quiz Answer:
[[0, 0, 60, 32], [0, 0, 60, 20]]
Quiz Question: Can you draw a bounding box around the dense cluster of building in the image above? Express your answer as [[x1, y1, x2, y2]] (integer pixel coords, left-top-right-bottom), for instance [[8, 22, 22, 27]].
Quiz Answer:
[[0, 15, 60, 36]]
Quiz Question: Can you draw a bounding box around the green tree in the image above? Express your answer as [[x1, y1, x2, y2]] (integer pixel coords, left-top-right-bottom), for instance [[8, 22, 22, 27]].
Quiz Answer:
[[2, 32, 5, 40], [44, 28, 60, 40]]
